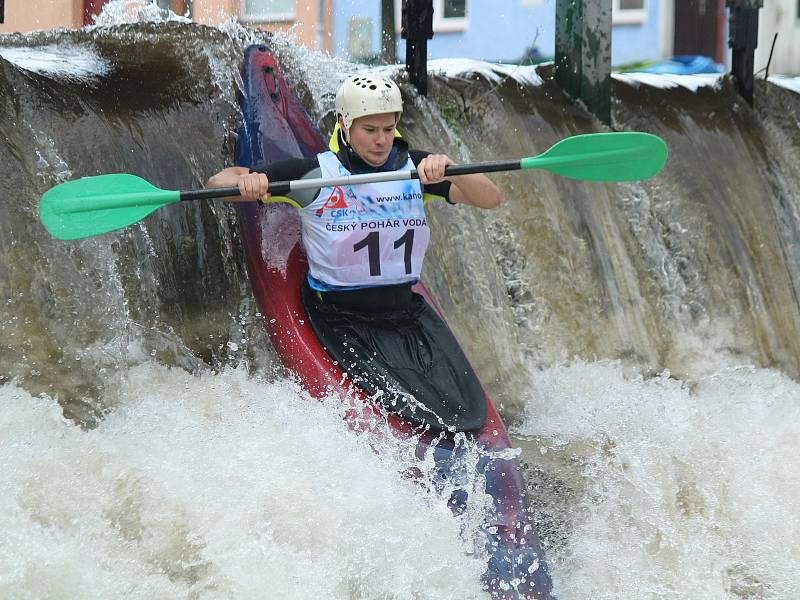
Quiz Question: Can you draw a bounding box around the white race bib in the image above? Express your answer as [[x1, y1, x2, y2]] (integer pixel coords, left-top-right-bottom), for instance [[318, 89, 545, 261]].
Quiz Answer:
[[299, 151, 430, 288]]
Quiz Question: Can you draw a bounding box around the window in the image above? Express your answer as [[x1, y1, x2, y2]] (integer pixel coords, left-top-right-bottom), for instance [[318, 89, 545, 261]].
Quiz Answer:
[[442, 0, 466, 19], [348, 18, 374, 60], [436, 0, 468, 30], [242, 0, 294, 22], [612, 0, 646, 24], [394, 0, 470, 34]]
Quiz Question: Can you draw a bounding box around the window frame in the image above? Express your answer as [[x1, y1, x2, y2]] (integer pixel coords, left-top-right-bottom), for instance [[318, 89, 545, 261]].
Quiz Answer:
[[612, 0, 646, 25], [394, 0, 470, 34], [240, 0, 295, 23]]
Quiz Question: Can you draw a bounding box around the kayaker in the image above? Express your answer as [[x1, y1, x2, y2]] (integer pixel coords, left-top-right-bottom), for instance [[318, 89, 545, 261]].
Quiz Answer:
[[207, 74, 501, 430], [207, 74, 500, 300]]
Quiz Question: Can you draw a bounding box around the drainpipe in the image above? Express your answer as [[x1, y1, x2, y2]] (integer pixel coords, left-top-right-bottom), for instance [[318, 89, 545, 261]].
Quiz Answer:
[[401, 0, 433, 96], [726, 0, 763, 106], [554, 0, 612, 125]]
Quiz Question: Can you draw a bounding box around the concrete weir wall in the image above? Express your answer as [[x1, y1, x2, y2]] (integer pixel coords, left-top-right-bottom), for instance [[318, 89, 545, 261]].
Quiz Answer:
[[1, 24, 800, 418]]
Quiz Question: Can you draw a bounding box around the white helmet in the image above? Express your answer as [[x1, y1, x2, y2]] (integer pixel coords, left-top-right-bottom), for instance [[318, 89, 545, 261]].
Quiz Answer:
[[335, 75, 403, 140]]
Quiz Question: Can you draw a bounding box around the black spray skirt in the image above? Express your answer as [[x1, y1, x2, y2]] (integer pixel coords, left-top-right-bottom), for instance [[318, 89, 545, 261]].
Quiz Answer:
[[301, 282, 488, 432]]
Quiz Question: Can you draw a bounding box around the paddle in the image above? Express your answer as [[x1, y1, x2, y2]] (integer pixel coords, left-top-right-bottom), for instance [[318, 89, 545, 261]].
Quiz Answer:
[[39, 131, 667, 240]]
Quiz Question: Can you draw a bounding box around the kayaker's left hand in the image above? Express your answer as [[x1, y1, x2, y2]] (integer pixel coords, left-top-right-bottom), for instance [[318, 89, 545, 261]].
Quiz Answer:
[[417, 154, 454, 185]]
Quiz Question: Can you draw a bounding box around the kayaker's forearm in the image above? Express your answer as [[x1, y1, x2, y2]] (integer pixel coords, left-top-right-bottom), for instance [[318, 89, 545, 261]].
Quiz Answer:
[[448, 174, 502, 209]]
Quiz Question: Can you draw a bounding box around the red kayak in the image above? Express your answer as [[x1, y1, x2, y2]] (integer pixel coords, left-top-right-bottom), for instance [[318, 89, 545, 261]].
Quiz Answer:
[[235, 44, 552, 599]]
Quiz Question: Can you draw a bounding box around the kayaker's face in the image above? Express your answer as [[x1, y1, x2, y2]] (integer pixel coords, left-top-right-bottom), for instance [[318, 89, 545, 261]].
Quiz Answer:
[[347, 113, 397, 167]]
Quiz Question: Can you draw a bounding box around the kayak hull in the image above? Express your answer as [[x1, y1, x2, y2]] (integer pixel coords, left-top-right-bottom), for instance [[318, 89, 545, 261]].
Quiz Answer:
[[235, 45, 552, 599]]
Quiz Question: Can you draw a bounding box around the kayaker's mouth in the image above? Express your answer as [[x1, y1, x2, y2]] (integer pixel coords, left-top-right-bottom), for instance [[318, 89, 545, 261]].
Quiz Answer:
[[363, 148, 391, 166]]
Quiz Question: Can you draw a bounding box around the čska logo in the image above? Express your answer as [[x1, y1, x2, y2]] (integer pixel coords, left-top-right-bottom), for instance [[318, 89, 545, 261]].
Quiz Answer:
[[315, 186, 348, 217]]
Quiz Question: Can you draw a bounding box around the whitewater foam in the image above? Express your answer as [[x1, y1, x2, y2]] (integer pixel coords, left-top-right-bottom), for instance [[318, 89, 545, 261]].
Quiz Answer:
[[0, 45, 109, 80], [0, 365, 489, 599], [514, 359, 800, 599], [612, 72, 723, 92], [768, 75, 800, 95], [427, 58, 544, 88]]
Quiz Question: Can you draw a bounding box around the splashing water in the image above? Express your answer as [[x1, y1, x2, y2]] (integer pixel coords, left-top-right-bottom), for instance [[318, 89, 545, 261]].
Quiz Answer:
[[4, 358, 797, 598], [514, 360, 800, 599], [0, 364, 491, 599]]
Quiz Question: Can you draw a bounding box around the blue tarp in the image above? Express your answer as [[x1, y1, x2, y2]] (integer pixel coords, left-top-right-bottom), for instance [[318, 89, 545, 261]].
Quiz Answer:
[[641, 55, 724, 75]]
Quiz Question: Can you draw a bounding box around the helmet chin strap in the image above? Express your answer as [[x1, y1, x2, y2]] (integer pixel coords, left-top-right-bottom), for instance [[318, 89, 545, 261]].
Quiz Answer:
[[334, 124, 359, 170], [338, 117, 351, 145]]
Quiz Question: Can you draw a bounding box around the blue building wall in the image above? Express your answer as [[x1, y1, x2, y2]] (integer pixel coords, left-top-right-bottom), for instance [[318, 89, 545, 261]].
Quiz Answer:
[[331, 1, 382, 60], [331, 0, 662, 66], [610, 1, 662, 65], [397, 0, 557, 63]]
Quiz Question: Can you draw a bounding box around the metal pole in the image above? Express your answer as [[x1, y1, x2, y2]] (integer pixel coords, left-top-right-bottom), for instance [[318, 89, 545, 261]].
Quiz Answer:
[[381, 0, 397, 64], [401, 0, 434, 96], [554, 0, 612, 125], [726, 0, 763, 106]]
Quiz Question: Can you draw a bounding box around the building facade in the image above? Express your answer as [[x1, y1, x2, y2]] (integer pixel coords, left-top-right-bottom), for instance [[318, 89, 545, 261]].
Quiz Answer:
[[1, 0, 332, 53], [0, 0, 668, 66], [755, 0, 800, 75], [2, 0, 797, 75], [1, 0, 83, 33], [333, 0, 669, 66]]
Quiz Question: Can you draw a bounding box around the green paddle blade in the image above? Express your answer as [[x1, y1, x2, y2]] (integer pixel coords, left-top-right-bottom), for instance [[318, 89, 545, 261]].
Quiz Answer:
[[521, 132, 668, 182], [39, 174, 181, 240]]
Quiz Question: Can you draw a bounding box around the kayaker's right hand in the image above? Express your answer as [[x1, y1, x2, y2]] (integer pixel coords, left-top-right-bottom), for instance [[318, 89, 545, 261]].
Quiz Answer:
[[238, 172, 271, 202]]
